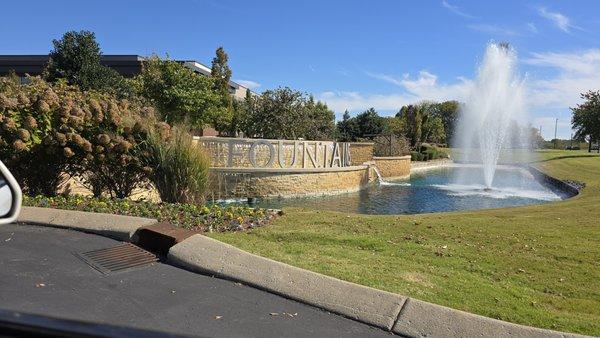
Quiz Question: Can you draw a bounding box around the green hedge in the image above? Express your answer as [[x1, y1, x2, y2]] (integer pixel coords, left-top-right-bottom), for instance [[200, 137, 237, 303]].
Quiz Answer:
[[411, 144, 448, 162], [24, 195, 280, 232]]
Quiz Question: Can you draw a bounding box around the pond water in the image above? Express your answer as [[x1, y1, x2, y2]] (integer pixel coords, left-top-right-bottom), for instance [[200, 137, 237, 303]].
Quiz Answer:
[[253, 166, 566, 215]]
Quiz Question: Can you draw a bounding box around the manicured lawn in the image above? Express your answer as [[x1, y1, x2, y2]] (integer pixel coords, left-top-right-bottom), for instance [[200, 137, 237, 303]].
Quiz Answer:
[[209, 150, 600, 335]]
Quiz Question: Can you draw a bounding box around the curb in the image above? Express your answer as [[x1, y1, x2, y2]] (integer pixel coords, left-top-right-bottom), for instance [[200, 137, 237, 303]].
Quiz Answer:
[[17, 206, 157, 242], [167, 234, 406, 330], [168, 234, 588, 338]]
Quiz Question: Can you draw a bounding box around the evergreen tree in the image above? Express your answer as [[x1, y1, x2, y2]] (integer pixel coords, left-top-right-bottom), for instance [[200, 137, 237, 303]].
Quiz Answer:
[[210, 47, 234, 134], [210, 47, 232, 95], [44, 30, 131, 95]]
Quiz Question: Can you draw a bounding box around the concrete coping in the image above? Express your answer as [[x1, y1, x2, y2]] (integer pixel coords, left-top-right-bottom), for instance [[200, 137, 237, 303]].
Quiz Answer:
[[17, 206, 157, 241], [347, 142, 375, 146], [194, 136, 374, 146], [209, 165, 369, 174], [372, 155, 411, 160], [167, 234, 587, 337]]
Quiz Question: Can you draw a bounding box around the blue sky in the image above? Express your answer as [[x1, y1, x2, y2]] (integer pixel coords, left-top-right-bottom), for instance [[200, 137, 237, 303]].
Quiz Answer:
[[2, 0, 599, 139]]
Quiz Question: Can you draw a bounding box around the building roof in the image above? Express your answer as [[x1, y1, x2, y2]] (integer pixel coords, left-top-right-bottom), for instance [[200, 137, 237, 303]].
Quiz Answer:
[[0, 54, 249, 92]]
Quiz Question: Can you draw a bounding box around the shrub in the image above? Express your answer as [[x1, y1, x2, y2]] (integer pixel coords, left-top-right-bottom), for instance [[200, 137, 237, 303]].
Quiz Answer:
[[424, 148, 438, 161], [143, 125, 210, 204], [373, 135, 410, 156], [419, 143, 434, 153], [0, 76, 69, 194], [410, 151, 424, 161], [0, 76, 159, 197]]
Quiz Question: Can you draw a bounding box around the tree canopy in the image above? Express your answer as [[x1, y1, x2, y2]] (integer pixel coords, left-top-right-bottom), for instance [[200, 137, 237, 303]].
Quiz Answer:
[[133, 56, 224, 129], [44, 30, 131, 95], [572, 90, 600, 152], [243, 87, 335, 140]]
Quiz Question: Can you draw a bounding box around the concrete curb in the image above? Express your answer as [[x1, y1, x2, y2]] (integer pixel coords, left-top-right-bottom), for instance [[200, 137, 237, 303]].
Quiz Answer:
[[17, 206, 157, 242], [393, 298, 585, 337], [167, 234, 406, 330], [168, 234, 588, 337]]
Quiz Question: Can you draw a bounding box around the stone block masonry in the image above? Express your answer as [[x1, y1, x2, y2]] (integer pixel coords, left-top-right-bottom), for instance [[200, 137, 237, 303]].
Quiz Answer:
[[207, 166, 375, 199], [372, 156, 411, 179]]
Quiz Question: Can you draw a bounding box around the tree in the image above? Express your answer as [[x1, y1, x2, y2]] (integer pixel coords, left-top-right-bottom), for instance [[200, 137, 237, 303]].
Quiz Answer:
[[134, 56, 223, 129], [355, 108, 387, 138], [421, 114, 445, 144], [336, 110, 357, 141], [397, 105, 422, 147], [210, 47, 233, 95], [44, 30, 131, 95], [527, 125, 545, 149], [210, 47, 234, 134], [244, 87, 335, 140], [572, 90, 600, 153], [434, 100, 460, 144]]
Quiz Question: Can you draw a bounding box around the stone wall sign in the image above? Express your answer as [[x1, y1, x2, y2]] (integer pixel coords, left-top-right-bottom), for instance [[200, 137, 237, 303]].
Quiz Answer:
[[195, 137, 352, 169]]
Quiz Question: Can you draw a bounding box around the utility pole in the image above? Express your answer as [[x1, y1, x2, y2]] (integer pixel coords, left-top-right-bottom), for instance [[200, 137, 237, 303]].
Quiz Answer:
[[570, 133, 573, 149], [553, 118, 558, 149]]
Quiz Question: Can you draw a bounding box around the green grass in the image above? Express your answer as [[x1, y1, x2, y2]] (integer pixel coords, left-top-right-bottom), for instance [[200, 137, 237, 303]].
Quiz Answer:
[[209, 150, 600, 336]]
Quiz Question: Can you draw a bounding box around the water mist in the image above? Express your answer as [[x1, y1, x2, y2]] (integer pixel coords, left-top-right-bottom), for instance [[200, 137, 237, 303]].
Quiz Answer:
[[453, 43, 528, 189]]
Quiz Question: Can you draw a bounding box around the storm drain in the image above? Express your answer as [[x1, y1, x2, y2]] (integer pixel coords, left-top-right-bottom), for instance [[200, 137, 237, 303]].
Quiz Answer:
[[76, 243, 158, 274]]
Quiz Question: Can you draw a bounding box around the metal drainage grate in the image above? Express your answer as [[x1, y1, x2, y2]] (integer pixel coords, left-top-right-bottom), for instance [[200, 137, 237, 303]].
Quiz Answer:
[[76, 243, 158, 274]]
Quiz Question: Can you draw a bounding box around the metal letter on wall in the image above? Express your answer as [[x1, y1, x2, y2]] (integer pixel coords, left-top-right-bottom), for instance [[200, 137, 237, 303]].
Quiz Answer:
[[249, 140, 276, 167], [330, 143, 341, 167], [303, 142, 319, 168], [344, 143, 351, 166], [227, 140, 246, 167], [278, 141, 298, 168]]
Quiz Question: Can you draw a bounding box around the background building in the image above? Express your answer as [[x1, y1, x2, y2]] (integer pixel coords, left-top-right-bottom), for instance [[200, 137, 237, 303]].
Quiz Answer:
[[0, 55, 252, 100]]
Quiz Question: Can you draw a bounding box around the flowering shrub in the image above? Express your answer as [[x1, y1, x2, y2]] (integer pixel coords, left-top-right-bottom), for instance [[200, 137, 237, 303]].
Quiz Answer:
[[24, 195, 280, 232], [0, 75, 160, 197]]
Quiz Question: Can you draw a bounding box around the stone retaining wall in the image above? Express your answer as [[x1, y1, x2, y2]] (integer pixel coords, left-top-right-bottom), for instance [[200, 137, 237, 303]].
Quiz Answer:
[[207, 166, 375, 199], [372, 156, 411, 179], [348, 142, 374, 165]]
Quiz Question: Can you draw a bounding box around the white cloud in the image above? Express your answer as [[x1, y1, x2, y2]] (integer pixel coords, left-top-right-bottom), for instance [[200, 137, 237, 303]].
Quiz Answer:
[[467, 24, 519, 36], [527, 22, 538, 34], [318, 48, 600, 138], [441, 0, 475, 18], [320, 71, 472, 114], [538, 7, 574, 32], [235, 79, 261, 90], [524, 49, 600, 108]]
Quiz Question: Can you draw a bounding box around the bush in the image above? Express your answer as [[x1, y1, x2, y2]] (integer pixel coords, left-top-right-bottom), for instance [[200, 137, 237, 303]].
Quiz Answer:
[[0, 76, 160, 198], [373, 135, 410, 157], [410, 151, 424, 161], [0, 76, 69, 195], [419, 143, 434, 153], [143, 125, 210, 204], [424, 148, 438, 161], [24, 195, 280, 232]]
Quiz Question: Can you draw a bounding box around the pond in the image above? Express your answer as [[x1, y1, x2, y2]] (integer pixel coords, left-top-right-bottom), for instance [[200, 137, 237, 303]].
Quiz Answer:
[[253, 166, 566, 215]]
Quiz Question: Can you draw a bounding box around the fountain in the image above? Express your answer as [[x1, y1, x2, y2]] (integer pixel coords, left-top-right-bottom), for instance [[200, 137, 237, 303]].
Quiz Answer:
[[242, 43, 564, 215], [453, 42, 528, 189]]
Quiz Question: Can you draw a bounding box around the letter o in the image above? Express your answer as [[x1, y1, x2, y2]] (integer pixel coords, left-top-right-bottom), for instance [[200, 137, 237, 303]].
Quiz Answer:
[[249, 140, 275, 168]]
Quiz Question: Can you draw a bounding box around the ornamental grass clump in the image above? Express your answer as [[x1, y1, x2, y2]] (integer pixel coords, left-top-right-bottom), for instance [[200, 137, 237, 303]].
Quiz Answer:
[[143, 124, 210, 204]]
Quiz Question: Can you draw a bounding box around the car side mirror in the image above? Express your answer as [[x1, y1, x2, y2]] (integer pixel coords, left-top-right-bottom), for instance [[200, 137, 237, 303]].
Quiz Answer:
[[0, 160, 22, 225]]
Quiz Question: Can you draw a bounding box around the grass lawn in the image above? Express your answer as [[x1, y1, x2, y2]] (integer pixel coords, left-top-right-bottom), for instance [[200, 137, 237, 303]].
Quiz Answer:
[[208, 150, 600, 336]]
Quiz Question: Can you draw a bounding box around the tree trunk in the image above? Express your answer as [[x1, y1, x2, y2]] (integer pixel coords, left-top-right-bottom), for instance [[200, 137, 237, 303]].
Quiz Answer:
[[589, 136, 593, 153]]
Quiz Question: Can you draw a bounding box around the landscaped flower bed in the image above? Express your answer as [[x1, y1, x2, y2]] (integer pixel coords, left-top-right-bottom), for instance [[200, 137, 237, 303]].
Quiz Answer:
[[24, 195, 281, 232]]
